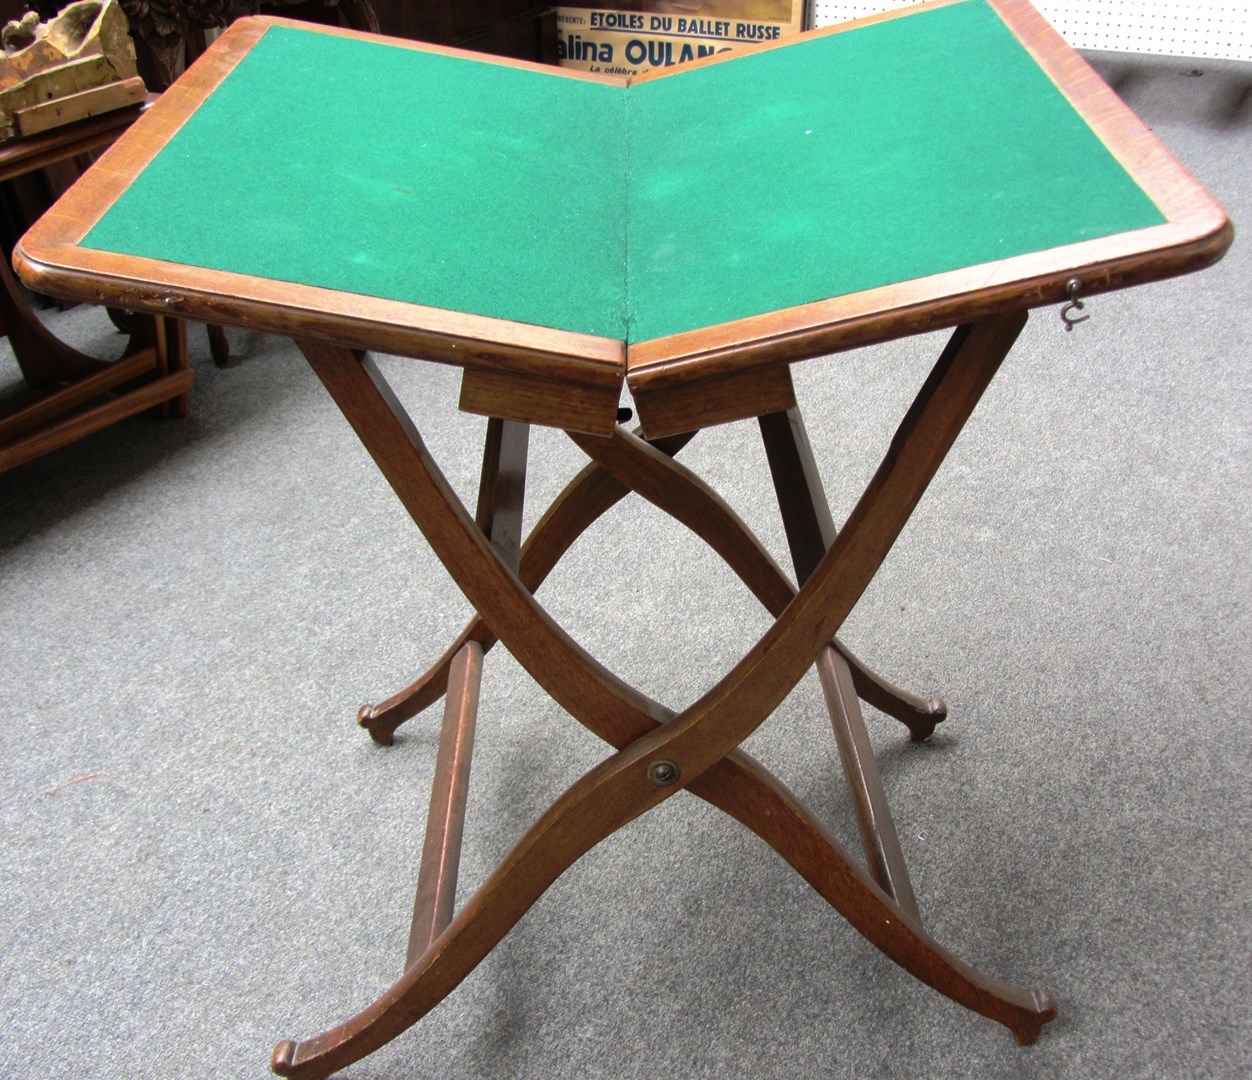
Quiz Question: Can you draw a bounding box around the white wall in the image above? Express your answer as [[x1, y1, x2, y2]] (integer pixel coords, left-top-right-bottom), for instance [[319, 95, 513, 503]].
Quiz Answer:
[[813, 1, 1252, 60]]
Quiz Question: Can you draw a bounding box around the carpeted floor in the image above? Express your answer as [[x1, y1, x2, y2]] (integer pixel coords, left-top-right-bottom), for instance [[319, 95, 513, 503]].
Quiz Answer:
[[1, 50, 1248, 1080]]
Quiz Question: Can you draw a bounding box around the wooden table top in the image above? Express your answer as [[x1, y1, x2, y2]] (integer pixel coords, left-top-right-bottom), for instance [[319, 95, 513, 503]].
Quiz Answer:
[[13, 0, 1231, 435]]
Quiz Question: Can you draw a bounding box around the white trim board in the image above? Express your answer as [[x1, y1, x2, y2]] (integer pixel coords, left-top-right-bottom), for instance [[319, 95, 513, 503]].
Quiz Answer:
[[813, 2, 1252, 60]]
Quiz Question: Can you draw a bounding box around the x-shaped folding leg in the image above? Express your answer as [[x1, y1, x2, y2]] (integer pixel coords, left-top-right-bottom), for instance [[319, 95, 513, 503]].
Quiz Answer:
[[273, 310, 1055, 1078], [356, 422, 944, 748]]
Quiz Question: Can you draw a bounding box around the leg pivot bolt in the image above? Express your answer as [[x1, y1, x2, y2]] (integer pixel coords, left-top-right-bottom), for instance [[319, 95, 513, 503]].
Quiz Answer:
[[647, 760, 680, 785]]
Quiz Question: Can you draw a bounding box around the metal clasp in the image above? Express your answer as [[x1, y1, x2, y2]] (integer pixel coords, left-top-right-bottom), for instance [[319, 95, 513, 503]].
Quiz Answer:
[[1060, 278, 1090, 331]]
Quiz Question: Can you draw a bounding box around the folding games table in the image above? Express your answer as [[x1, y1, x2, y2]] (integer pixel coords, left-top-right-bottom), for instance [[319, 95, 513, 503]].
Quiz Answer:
[[15, 1, 1231, 1075]]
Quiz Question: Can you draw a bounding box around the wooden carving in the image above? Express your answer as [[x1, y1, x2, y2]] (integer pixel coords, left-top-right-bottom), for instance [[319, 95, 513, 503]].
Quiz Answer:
[[0, 0, 145, 141], [118, 0, 235, 89]]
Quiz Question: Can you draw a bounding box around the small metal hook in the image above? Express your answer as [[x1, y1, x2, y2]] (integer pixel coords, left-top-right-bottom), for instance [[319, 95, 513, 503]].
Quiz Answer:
[[1060, 277, 1090, 331]]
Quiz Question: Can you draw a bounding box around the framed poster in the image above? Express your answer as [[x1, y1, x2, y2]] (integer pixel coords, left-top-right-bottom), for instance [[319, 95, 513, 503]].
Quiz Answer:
[[556, 1, 811, 75]]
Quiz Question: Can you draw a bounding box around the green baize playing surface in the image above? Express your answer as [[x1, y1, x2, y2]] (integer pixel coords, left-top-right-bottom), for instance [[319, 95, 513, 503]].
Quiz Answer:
[[83, 0, 1165, 344]]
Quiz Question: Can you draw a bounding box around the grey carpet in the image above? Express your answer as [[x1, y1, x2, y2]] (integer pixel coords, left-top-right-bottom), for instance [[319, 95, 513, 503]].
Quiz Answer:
[[1, 51, 1248, 1080]]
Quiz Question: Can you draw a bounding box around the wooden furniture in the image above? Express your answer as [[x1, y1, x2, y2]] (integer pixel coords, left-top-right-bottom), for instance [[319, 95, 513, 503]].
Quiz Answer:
[[117, 0, 545, 370], [0, 96, 188, 475], [118, 0, 385, 371], [13, 1, 1230, 1074]]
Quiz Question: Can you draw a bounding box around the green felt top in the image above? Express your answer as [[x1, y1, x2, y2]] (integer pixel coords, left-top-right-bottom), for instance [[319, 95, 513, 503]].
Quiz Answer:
[[84, 27, 631, 340], [625, 0, 1166, 341], [82, 0, 1165, 345]]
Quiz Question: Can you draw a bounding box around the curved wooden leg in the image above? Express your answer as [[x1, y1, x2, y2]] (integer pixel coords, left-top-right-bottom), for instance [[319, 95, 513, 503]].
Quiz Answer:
[[282, 315, 1049, 1075], [356, 460, 632, 742], [357, 430, 696, 744], [837, 640, 947, 741], [568, 425, 946, 739], [689, 753, 1056, 1044], [361, 415, 938, 745], [299, 342, 671, 751], [577, 318, 1042, 1039], [621, 315, 1028, 789], [273, 736, 1051, 1079], [0, 256, 108, 386], [757, 406, 949, 741], [272, 724, 690, 1077], [580, 315, 1046, 1047], [357, 630, 482, 745]]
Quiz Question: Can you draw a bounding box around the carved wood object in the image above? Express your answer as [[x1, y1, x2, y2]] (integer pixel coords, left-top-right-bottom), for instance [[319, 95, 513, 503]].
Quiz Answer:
[[0, 0, 143, 141]]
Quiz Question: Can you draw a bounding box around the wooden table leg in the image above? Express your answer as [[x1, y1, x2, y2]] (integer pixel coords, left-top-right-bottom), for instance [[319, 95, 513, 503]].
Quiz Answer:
[[403, 414, 528, 959], [0, 245, 192, 472], [405, 639, 482, 966], [567, 424, 948, 741], [0, 254, 107, 387], [275, 316, 1052, 1077], [361, 412, 941, 747], [296, 342, 671, 748], [0, 313, 192, 474], [759, 406, 947, 741], [356, 429, 695, 744], [758, 398, 929, 911]]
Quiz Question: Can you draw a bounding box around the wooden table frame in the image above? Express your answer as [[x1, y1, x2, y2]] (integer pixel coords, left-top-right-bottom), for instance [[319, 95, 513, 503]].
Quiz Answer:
[[0, 99, 191, 475], [12, 2, 1231, 1076], [275, 314, 1041, 1078]]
